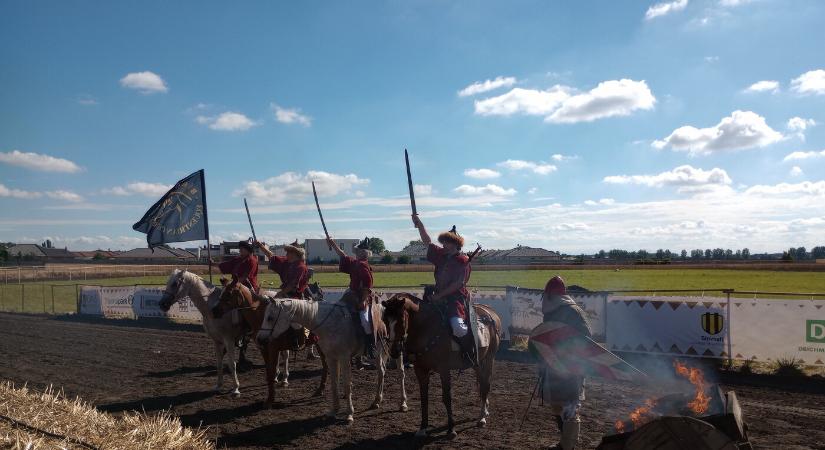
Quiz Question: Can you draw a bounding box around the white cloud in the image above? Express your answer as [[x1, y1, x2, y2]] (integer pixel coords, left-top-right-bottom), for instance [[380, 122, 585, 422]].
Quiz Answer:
[[196, 112, 257, 131], [498, 159, 557, 175], [790, 70, 825, 95], [744, 80, 779, 94], [474, 79, 655, 124], [458, 76, 517, 97], [45, 190, 83, 202], [645, 0, 689, 20], [454, 184, 517, 197], [77, 94, 98, 106], [413, 184, 433, 195], [119, 71, 168, 94], [720, 0, 751, 6], [0, 184, 42, 199], [528, 187, 538, 195], [551, 153, 578, 162], [787, 117, 816, 140], [604, 165, 732, 192], [464, 168, 501, 179], [704, 56, 720, 63], [271, 103, 312, 126], [237, 171, 370, 204], [585, 198, 616, 206], [0, 150, 82, 173], [783, 149, 825, 162], [790, 166, 804, 177], [103, 182, 173, 197], [652, 110, 783, 155], [744, 181, 825, 196]]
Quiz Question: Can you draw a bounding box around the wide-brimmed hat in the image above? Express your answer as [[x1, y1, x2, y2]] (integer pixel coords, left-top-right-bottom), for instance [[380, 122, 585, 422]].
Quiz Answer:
[[355, 236, 371, 250], [284, 240, 306, 259], [437, 225, 464, 248], [238, 239, 254, 252]]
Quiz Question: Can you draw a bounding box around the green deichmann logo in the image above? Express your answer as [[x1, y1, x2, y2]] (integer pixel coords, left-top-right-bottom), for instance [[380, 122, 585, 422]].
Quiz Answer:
[[807, 320, 825, 343], [701, 312, 725, 335]]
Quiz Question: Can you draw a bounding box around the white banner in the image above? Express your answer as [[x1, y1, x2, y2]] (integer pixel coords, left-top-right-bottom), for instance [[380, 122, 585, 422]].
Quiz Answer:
[[606, 296, 729, 359], [730, 298, 825, 364], [506, 287, 607, 341], [79, 286, 201, 322]]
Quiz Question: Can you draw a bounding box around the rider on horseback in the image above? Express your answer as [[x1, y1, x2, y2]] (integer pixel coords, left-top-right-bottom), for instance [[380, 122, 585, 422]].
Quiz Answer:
[[326, 236, 377, 363], [411, 215, 476, 367], [216, 239, 260, 294], [538, 275, 590, 450], [256, 240, 309, 299]]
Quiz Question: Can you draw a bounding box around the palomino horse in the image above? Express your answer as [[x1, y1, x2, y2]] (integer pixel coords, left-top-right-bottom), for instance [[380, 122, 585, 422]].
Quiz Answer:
[[382, 293, 502, 438], [256, 298, 408, 423], [212, 282, 327, 406], [158, 269, 245, 396]]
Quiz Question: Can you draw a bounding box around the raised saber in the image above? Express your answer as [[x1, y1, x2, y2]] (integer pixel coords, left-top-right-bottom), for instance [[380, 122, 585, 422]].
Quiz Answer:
[[312, 181, 332, 249], [405, 148, 417, 215], [243, 198, 257, 243]]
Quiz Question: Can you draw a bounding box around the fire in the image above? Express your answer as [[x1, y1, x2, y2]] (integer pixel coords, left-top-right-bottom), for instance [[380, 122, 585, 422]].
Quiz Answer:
[[629, 398, 657, 428], [673, 360, 710, 414], [614, 420, 625, 434]]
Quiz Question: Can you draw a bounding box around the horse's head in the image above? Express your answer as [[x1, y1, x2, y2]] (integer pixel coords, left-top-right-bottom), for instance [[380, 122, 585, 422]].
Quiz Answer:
[[159, 269, 188, 312], [212, 278, 253, 319], [382, 293, 420, 359], [256, 299, 293, 346]]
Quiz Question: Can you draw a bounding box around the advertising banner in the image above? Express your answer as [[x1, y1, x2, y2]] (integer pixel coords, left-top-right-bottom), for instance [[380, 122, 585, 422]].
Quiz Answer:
[[506, 287, 607, 341], [605, 296, 729, 358], [730, 298, 825, 364]]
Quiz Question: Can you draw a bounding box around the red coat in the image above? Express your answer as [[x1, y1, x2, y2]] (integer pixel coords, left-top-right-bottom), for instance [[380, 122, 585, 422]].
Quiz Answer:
[[339, 255, 373, 293], [218, 254, 259, 292], [426, 243, 470, 319], [268, 256, 309, 296]]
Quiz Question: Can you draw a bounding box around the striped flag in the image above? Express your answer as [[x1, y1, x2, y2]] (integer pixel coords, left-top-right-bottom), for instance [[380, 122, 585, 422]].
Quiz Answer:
[[529, 321, 647, 382]]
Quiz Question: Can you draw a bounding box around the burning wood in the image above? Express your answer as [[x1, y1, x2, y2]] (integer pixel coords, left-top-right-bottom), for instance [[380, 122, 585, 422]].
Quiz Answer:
[[673, 360, 710, 414]]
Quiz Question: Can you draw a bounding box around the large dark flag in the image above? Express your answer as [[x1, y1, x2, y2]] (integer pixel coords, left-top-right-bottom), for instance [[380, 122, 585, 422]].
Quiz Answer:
[[132, 169, 209, 249]]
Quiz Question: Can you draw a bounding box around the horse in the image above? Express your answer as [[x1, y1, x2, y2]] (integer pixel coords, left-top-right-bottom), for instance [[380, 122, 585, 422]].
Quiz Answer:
[[256, 298, 408, 423], [158, 269, 245, 396], [212, 281, 327, 406], [381, 293, 502, 438]]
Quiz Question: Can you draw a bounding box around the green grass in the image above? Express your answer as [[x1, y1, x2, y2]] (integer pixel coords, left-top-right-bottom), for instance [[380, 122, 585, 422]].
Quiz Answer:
[[2, 268, 824, 315]]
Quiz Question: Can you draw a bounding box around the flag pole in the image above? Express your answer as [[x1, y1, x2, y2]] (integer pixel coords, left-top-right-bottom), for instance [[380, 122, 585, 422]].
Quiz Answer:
[[200, 169, 213, 284]]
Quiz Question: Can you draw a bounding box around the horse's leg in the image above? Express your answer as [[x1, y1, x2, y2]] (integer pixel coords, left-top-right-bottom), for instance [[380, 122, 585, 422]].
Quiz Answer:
[[475, 348, 492, 427], [281, 350, 289, 386], [312, 346, 328, 398], [343, 357, 354, 423], [326, 357, 340, 419], [398, 355, 408, 412], [414, 365, 430, 438], [226, 339, 241, 397], [369, 341, 385, 410], [440, 369, 456, 438], [213, 341, 225, 393]]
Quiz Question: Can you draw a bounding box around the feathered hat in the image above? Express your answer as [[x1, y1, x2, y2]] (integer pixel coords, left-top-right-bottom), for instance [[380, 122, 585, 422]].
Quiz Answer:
[[437, 225, 464, 248], [283, 239, 306, 259], [355, 236, 371, 250], [238, 238, 254, 252]]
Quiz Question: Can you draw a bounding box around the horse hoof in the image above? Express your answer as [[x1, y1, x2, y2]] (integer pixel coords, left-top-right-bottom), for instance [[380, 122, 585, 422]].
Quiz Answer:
[[448, 430, 458, 439], [477, 417, 487, 427], [414, 429, 427, 438], [346, 415, 354, 424], [230, 390, 241, 398], [400, 403, 409, 412], [278, 381, 289, 387]]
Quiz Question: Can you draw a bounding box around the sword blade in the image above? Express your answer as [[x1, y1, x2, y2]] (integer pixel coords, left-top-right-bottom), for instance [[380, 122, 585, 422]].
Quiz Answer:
[[243, 198, 257, 242], [312, 182, 331, 249], [405, 148, 417, 215]]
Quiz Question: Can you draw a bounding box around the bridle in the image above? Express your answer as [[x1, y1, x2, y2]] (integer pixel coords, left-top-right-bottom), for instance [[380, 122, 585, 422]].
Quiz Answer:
[[161, 272, 187, 308], [258, 299, 289, 342]]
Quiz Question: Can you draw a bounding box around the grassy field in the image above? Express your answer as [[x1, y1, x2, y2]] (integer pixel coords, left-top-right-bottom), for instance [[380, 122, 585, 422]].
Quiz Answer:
[[2, 268, 824, 314]]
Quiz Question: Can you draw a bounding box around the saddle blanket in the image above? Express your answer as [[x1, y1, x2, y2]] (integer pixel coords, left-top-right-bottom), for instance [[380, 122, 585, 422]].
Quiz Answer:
[[451, 320, 490, 351]]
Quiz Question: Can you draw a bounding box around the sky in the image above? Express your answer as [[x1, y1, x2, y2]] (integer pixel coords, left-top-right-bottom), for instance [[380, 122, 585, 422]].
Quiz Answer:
[[1, 0, 824, 253]]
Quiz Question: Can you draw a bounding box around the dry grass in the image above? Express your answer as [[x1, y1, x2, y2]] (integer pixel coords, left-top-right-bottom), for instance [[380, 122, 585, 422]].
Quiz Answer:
[[0, 381, 211, 450]]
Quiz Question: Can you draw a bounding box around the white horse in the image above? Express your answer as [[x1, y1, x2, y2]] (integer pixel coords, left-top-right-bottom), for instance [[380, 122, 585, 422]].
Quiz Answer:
[[159, 269, 291, 395], [256, 298, 407, 423]]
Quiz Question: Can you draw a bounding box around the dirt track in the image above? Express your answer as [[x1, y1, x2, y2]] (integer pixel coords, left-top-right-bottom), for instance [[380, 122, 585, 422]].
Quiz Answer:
[[2, 313, 824, 449]]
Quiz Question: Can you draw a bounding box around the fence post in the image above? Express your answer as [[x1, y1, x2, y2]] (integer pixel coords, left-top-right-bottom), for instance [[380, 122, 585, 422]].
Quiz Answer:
[[21, 283, 25, 312], [726, 290, 733, 367], [51, 285, 55, 314], [42, 284, 46, 313], [18, 267, 21, 284]]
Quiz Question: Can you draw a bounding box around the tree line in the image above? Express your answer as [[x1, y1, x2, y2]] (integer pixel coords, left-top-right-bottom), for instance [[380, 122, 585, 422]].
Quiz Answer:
[[593, 246, 825, 261]]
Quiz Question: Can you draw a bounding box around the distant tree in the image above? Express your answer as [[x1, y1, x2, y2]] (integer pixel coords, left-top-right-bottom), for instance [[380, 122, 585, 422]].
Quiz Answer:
[[735, 249, 742, 259], [788, 247, 797, 259], [796, 247, 807, 260], [380, 254, 393, 264], [782, 251, 794, 262], [92, 252, 106, 260], [812, 246, 825, 259], [741, 248, 750, 259], [368, 237, 386, 254], [408, 240, 423, 247], [681, 249, 688, 259], [397, 255, 411, 264], [704, 249, 712, 259], [0, 244, 7, 263], [724, 249, 733, 259], [637, 250, 649, 259], [655, 249, 665, 260], [598, 250, 607, 259], [713, 248, 725, 259]]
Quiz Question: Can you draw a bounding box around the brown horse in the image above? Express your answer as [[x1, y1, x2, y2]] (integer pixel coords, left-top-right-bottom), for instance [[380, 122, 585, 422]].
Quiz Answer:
[[212, 281, 327, 407], [382, 293, 501, 438]]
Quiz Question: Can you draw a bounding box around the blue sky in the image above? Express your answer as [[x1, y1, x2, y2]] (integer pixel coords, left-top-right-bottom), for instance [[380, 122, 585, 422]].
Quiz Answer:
[[1, 0, 824, 253]]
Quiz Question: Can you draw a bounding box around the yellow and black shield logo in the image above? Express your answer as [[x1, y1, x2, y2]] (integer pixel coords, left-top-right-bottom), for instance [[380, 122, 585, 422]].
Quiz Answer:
[[701, 312, 724, 335]]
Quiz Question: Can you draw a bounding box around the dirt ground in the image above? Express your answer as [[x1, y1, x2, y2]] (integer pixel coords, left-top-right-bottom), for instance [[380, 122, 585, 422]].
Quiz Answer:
[[1, 313, 824, 449]]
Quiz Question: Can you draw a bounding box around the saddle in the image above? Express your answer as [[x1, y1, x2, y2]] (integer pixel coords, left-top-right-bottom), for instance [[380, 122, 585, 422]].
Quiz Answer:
[[343, 290, 387, 345]]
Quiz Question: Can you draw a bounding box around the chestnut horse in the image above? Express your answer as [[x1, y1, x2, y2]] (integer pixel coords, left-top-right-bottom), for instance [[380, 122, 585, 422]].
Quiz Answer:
[[382, 293, 501, 438], [213, 282, 328, 407]]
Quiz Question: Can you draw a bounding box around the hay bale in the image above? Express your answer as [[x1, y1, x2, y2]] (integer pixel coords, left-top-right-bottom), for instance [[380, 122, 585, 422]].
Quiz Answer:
[[0, 381, 212, 449]]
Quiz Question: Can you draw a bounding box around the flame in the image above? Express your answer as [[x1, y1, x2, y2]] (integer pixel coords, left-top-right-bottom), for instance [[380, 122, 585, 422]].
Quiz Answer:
[[629, 398, 658, 428], [673, 360, 710, 415], [614, 420, 625, 434]]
